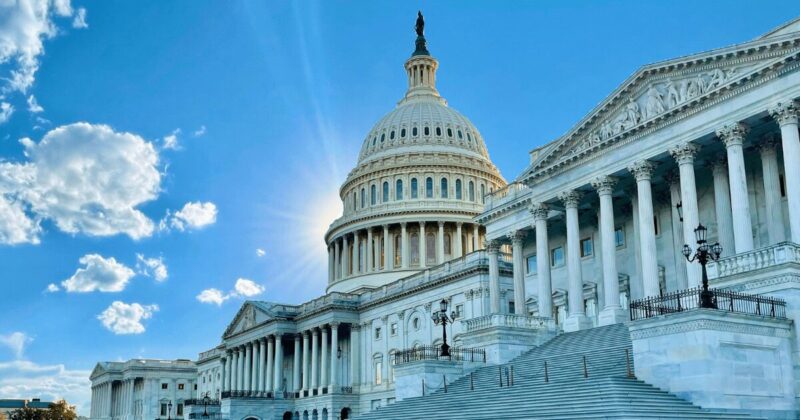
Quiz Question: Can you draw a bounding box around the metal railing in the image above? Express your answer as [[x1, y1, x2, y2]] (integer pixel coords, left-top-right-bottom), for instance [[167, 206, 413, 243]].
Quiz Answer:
[[394, 345, 486, 365], [629, 287, 787, 320], [182, 399, 220, 406]]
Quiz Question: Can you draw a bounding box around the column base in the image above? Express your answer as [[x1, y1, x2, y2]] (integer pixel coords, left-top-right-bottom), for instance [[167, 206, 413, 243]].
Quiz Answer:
[[598, 306, 628, 326], [563, 314, 593, 332]]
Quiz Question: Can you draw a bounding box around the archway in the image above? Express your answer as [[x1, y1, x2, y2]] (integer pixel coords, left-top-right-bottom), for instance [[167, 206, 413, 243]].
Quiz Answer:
[[321, 408, 328, 420], [340, 407, 351, 420], [282, 413, 292, 420]]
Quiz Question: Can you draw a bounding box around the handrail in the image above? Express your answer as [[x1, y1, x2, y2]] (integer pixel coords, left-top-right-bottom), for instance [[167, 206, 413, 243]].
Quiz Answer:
[[629, 287, 787, 320], [394, 345, 486, 365]]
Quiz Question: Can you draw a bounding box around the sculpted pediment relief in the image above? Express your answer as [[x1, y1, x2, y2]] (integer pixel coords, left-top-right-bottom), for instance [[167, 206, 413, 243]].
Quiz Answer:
[[525, 35, 800, 181], [222, 302, 274, 338]]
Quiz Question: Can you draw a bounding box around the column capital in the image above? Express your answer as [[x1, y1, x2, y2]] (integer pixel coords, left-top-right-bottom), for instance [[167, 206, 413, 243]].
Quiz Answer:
[[400, 221, 407, 228], [295, 333, 302, 341], [769, 100, 800, 126], [669, 142, 700, 165], [382, 224, 390, 230], [330, 321, 340, 328], [558, 190, 583, 208], [438, 221, 445, 228], [485, 239, 501, 254], [508, 230, 527, 245], [397, 310, 405, 320], [756, 133, 780, 154], [419, 221, 425, 228], [715, 122, 750, 147], [529, 203, 549, 221], [627, 160, 656, 182], [590, 176, 617, 195], [456, 221, 463, 227], [663, 168, 680, 186], [350, 323, 361, 331], [710, 153, 728, 175]]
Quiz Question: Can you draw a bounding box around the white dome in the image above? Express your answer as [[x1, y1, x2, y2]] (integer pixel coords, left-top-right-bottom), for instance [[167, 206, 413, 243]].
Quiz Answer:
[[357, 100, 491, 164]]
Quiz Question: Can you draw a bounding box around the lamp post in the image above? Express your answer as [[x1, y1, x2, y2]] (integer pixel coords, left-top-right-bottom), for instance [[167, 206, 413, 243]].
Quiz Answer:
[[201, 393, 210, 419], [682, 223, 722, 309], [431, 299, 456, 357], [167, 401, 173, 420]]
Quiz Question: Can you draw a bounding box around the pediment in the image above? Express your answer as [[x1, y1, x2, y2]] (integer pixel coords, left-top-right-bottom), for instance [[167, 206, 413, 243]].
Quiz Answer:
[[522, 30, 800, 182], [222, 301, 277, 338], [90, 362, 107, 380]]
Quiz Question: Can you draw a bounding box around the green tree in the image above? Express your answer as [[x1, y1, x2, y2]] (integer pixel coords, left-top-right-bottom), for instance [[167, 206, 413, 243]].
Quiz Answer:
[[44, 400, 77, 420], [8, 406, 44, 420]]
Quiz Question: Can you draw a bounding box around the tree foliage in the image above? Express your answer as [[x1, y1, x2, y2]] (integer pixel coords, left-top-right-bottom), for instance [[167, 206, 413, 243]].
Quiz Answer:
[[7, 400, 77, 420]]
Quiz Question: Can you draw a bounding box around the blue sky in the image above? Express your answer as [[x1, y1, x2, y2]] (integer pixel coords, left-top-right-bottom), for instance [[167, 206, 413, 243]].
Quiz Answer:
[[1, 0, 799, 414]]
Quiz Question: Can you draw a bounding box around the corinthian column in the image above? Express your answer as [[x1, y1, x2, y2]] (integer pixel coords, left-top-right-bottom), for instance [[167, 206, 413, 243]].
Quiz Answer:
[[437, 221, 445, 263], [293, 334, 301, 392], [401, 222, 409, 268], [342, 234, 350, 277], [311, 328, 319, 389], [353, 231, 360, 276], [320, 326, 329, 390], [592, 176, 626, 325], [509, 230, 527, 315], [770, 101, 800, 243], [628, 160, 660, 297], [757, 134, 785, 244], [273, 335, 283, 391], [266, 336, 274, 392], [334, 239, 341, 280], [243, 343, 251, 393], [560, 190, 591, 332], [301, 331, 309, 391], [350, 324, 360, 387], [711, 156, 735, 256], [419, 222, 427, 268], [455, 222, 463, 258], [716, 123, 754, 253], [530, 204, 553, 318], [383, 225, 393, 270], [486, 240, 501, 314], [330, 322, 339, 388], [366, 228, 373, 272], [670, 142, 702, 288]]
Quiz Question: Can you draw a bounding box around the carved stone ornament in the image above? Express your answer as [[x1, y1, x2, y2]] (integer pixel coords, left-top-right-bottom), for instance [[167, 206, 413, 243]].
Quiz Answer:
[[715, 122, 750, 147], [590, 176, 617, 195], [558, 190, 583, 208], [627, 160, 656, 182], [529, 203, 549, 221], [508, 230, 527, 244], [485, 239, 501, 253], [756, 133, 780, 154], [243, 306, 256, 329], [669, 142, 700, 165], [769, 100, 800, 126], [710, 153, 727, 175]]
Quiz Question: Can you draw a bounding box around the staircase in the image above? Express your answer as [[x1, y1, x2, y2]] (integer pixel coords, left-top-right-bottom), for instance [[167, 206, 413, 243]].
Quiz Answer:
[[356, 324, 760, 419]]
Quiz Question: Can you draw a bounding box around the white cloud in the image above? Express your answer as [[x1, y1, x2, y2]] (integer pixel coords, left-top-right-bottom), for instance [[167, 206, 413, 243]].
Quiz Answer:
[[196, 278, 264, 306], [45, 283, 59, 292], [97, 301, 158, 335], [0, 193, 40, 244], [61, 254, 135, 293], [196, 288, 228, 306], [0, 122, 161, 244], [27, 94, 43, 113], [162, 128, 180, 150], [0, 0, 85, 95], [0, 360, 91, 416], [136, 254, 167, 282], [71, 7, 87, 29], [192, 125, 206, 137], [0, 102, 13, 123], [256, 248, 265, 257], [164, 201, 217, 231], [0, 332, 32, 359], [234, 278, 264, 297]]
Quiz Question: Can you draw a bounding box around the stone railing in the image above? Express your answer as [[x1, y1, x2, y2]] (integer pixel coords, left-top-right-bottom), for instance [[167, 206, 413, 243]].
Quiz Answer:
[[297, 292, 360, 315], [198, 347, 223, 361], [485, 181, 529, 208], [464, 314, 555, 333], [707, 242, 800, 279], [328, 199, 485, 233]]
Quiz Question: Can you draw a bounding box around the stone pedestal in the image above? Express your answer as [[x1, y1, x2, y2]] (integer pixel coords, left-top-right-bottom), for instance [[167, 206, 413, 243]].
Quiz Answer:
[[394, 359, 463, 402], [597, 306, 627, 326], [562, 314, 592, 332], [629, 309, 795, 419], [461, 314, 556, 364]]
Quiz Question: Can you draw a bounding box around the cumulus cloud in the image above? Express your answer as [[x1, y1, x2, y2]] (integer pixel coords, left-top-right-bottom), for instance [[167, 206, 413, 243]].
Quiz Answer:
[[71, 7, 87, 28], [136, 254, 168, 282], [61, 254, 135, 293], [0, 123, 161, 244], [196, 278, 264, 306], [0, 102, 13, 123], [0, 0, 86, 95], [163, 201, 217, 232], [0, 332, 32, 359], [192, 125, 206, 137], [256, 248, 265, 257], [97, 301, 158, 335], [162, 128, 180, 150], [27, 94, 43, 113], [45, 283, 59, 292]]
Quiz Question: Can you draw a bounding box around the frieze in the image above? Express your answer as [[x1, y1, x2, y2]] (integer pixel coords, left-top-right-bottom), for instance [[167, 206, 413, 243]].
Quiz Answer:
[[630, 317, 791, 340]]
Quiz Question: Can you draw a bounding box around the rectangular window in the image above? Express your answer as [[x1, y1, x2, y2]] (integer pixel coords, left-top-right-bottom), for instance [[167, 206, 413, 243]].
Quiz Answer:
[[550, 246, 565, 267], [176, 404, 183, 416], [454, 304, 464, 318], [178, 383, 184, 390], [374, 327, 382, 340], [161, 383, 168, 390], [375, 362, 383, 385], [160, 404, 167, 416], [526, 255, 537, 274], [580, 237, 593, 258], [390, 323, 398, 336], [508, 301, 515, 314], [194, 384, 197, 390], [614, 227, 625, 248]]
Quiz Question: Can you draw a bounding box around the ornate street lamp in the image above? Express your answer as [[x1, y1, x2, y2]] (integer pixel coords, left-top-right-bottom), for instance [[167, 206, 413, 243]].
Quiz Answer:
[[431, 299, 456, 357], [682, 224, 722, 309], [167, 401, 173, 420], [201, 393, 211, 419]]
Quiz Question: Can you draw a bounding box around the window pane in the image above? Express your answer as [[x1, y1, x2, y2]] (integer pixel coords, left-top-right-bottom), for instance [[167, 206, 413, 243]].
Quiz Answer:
[[614, 228, 625, 248], [580, 238, 593, 257], [426, 178, 433, 198], [550, 247, 564, 267], [440, 178, 448, 198], [411, 178, 418, 199], [383, 182, 389, 202], [444, 233, 451, 256], [426, 233, 436, 264], [371, 185, 376, 205], [469, 181, 475, 201], [526, 255, 537, 274], [361, 188, 366, 208], [455, 179, 462, 199], [410, 233, 419, 264], [396, 180, 403, 200]]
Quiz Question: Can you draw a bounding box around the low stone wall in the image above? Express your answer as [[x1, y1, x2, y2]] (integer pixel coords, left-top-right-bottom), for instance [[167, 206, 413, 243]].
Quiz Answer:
[[393, 360, 463, 402], [629, 309, 796, 419], [461, 314, 556, 364]]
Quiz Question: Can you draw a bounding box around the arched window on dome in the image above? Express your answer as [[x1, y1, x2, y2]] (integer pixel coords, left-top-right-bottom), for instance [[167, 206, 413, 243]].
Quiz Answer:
[[447, 128, 453, 138], [411, 178, 418, 199], [467, 132, 472, 142], [412, 127, 418, 137], [480, 184, 486, 204], [390, 130, 395, 140], [455, 179, 462, 200], [372, 137, 376, 146], [425, 177, 433, 199], [435, 127, 442, 137], [440, 178, 448, 199], [410, 232, 419, 266], [361, 188, 366, 208], [396, 179, 403, 200], [426, 233, 436, 265], [401, 128, 406, 138], [424, 126, 430, 136], [469, 181, 475, 202], [382, 182, 389, 202], [381, 133, 385, 142], [352, 192, 356, 210], [371, 185, 377, 205], [457, 130, 463, 139]]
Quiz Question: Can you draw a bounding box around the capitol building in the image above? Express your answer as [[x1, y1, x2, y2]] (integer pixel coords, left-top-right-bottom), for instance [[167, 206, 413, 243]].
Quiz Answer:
[[91, 14, 800, 420]]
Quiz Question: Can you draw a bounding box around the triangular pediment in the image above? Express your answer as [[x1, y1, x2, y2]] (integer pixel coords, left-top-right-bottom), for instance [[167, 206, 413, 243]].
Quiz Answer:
[[521, 26, 800, 183], [222, 301, 280, 339], [90, 362, 108, 380]]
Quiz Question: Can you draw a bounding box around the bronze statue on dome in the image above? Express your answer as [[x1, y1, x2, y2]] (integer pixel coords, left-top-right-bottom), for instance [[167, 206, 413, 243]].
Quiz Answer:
[[415, 11, 424, 36]]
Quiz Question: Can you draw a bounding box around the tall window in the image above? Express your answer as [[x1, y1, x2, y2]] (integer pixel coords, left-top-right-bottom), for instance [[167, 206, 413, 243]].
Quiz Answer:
[[361, 188, 366, 208], [410, 233, 419, 265], [352, 192, 356, 210], [444, 233, 452, 257], [411, 178, 418, 199], [580, 237, 593, 257], [455, 179, 462, 200], [550, 246, 565, 267], [394, 235, 401, 266], [396, 180, 403, 200], [440, 178, 448, 198], [371, 185, 376, 205], [426, 232, 436, 264], [480, 184, 486, 203], [426, 177, 433, 198], [614, 227, 625, 248], [382, 182, 389, 202], [469, 181, 475, 202], [375, 360, 383, 385], [526, 255, 537, 274]]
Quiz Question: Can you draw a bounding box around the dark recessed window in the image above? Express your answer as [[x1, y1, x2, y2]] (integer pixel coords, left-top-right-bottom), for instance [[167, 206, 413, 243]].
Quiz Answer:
[[436, 127, 442, 136], [447, 128, 453, 137], [457, 130, 463, 139], [390, 130, 395, 140], [381, 133, 385, 142], [161, 383, 168, 390], [580, 238, 593, 258], [424, 126, 430, 136], [411, 178, 418, 199], [372, 137, 376, 146], [614, 227, 625, 248], [412, 127, 418, 136], [526, 255, 537, 274], [467, 133, 472, 142], [401, 128, 406, 138], [550, 247, 565, 267]]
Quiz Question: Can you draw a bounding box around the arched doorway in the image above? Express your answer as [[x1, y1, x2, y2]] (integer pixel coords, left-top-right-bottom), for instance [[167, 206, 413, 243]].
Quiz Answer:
[[282, 412, 292, 420], [340, 407, 351, 420]]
